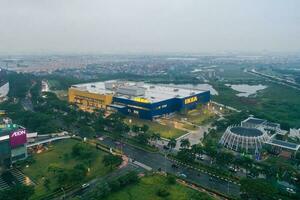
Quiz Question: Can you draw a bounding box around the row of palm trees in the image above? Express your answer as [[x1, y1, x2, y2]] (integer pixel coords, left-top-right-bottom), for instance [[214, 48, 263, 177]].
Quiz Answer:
[[166, 138, 191, 151]]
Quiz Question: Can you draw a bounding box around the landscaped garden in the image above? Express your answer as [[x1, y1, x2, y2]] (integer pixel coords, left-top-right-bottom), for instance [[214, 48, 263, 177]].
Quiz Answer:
[[125, 117, 187, 139], [104, 174, 213, 200], [21, 139, 120, 199]]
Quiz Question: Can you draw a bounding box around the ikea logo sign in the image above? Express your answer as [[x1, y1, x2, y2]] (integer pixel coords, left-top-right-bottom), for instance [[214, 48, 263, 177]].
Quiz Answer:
[[184, 96, 198, 104]]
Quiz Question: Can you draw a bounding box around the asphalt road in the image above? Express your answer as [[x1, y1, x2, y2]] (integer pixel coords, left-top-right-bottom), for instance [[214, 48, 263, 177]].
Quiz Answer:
[[64, 163, 143, 199], [101, 137, 240, 198]]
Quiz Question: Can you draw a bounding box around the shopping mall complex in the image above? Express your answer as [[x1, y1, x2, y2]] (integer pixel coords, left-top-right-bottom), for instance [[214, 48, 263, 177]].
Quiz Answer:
[[0, 117, 27, 167], [68, 81, 210, 120]]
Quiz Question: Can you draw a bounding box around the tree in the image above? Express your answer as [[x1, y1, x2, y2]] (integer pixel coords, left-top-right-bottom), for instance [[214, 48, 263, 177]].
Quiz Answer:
[[167, 174, 176, 185], [103, 154, 122, 170], [85, 181, 111, 200], [156, 188, 170, 197], [57, 170, 69, 186], [240, 178, 278, 200], [70, 164, 88, 182], [72, 143, 96, 160], [216, 151, 235, 166], [79, 125, 95, 138], [0, 185, 34, 200], [191, 144, 204, 155], [177, 149, 195, 163], [167, 138, 177, 150], [151, 133, 161, 145], [135, 133, 150, 145], [131, 125, 140, 133], [141, 124, 149, 133], [180, 138, 190, 149], [234, 156, 253, 173]]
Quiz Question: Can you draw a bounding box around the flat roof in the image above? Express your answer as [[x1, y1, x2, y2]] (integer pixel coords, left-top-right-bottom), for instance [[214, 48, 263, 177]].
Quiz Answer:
[[71, 81, 207, 103], [265, 122, 280, 128], [230, 126, 264, 137], [265, 139, 300, 151], [243, 118, 266, 125]]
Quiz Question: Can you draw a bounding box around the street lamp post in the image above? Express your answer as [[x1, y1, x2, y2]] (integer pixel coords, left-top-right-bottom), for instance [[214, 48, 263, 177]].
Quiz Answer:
[[61, 187, 65, 199]]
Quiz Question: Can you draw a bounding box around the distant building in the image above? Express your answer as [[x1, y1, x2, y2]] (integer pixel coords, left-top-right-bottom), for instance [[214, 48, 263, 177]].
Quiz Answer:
[[0, 69, 9, 102], [69, 81, 210, 120], [0, 118, 27, 167]]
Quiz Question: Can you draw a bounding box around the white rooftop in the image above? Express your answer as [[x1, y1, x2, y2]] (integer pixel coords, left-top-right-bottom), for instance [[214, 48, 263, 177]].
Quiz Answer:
[[71, 81, 207, 103]]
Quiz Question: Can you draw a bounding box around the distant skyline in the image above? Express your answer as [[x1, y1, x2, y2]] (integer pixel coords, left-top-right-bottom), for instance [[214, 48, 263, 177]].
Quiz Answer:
[[0, 0, 299, 55]]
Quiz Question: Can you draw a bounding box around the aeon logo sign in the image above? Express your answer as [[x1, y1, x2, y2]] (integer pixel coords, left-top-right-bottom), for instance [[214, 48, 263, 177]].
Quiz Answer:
[[10, 129, 27, 148], [11, 129, 26, 137]]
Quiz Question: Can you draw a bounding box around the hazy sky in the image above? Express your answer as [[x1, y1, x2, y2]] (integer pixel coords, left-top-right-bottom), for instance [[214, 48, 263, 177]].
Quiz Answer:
[[0, 0, 299, 54]]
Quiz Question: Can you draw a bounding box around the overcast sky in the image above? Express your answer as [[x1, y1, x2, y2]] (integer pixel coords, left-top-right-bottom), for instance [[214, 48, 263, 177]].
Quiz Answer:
[[0, 0, 299, 55]]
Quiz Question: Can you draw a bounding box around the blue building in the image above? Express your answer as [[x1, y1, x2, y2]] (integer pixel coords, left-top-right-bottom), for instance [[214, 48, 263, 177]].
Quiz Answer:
[[108, 82, 210, 120], [71, 81, 211, 120]]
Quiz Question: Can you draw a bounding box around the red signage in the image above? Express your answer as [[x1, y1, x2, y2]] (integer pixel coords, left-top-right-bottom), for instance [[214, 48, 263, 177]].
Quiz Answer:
[[10, 129, 27, 148]]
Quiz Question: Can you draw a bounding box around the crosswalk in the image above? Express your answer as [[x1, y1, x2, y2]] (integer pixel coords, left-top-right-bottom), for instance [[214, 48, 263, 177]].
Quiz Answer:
[[0, 177, 10, 190], [0, 168, 35, 191], [9, 168, 35, 186]]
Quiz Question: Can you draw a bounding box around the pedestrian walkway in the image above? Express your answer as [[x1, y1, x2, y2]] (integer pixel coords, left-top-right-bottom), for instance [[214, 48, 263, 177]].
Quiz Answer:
[[0, 177, 10, 190]]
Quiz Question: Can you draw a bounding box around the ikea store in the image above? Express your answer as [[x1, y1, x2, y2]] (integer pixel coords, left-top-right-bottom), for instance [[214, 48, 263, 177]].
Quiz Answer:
[[69, 81, 210, 120]]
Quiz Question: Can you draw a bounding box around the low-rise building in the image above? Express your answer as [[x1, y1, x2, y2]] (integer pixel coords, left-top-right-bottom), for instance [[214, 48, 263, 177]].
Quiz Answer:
[[69, 81, 211, 120]]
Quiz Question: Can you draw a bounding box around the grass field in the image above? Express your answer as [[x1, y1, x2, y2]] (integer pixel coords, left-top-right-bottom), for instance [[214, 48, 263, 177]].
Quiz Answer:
[[174, 108, 216, 126], [212, 82, 300, 128], [104, 175, 213, 200], [22, 139, 112, 199], [125, 117, 187, 139]]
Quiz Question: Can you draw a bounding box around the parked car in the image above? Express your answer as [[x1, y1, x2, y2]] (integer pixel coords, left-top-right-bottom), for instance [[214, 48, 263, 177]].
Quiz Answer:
[[228, 166, 238, 173], [179, 173, 187, 178]]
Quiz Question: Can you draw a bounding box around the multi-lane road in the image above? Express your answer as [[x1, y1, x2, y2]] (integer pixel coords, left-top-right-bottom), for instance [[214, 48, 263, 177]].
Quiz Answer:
[[100, 137, 240, 198]]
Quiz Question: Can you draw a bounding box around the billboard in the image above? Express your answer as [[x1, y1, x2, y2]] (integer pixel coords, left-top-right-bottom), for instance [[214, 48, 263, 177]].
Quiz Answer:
[[9, 129, 27, 148]]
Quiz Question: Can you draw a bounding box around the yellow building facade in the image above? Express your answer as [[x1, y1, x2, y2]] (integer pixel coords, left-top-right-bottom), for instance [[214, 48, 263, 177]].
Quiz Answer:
[[68, 88, 113, 112]]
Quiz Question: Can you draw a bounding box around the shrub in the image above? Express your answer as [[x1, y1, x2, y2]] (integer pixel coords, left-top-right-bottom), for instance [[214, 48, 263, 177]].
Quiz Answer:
[[156, 188, 170, 197], [167, 175, 176, 185]]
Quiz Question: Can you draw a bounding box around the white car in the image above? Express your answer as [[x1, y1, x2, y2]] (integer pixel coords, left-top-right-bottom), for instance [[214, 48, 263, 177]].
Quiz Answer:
[[179, 173, 187, 178], [286, 188, 296, 194], [81, 183, 90, 189]]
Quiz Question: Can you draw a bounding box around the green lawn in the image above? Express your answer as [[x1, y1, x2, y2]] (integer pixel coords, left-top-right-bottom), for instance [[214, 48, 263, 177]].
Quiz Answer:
[[104, 175, 214, 200], [174, 108, 216, 126], [213, 82, 300, 128], [125, 118, 187, 139], [22, 139, 112, 199]]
